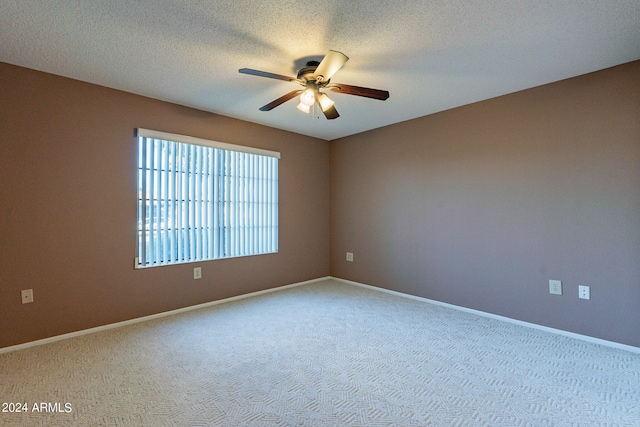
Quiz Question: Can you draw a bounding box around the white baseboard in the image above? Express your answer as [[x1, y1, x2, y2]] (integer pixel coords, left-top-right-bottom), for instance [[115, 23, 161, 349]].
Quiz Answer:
[[332, 276, 640, 355], [0, 276, 331, 355], [5, 275, 637, 355]]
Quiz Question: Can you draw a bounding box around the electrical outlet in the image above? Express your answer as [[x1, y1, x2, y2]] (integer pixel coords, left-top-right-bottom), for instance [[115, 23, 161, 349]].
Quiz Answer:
[[549, 280, 562, 295], [193, 267, 202, 279], [578, 285, 590, 300], [21, 289, 34, 304], [346, 252, 354, 262]]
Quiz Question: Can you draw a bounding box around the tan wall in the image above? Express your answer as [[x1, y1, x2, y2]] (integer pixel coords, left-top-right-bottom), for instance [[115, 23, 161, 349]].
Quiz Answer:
[[0, 63, 330, 348], [330, 61, 640, 347], [3, 60, 639, 349]]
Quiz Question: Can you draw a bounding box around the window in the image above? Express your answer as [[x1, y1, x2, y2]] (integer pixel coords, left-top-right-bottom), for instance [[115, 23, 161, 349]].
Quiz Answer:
[[136, 129, 279, 268]]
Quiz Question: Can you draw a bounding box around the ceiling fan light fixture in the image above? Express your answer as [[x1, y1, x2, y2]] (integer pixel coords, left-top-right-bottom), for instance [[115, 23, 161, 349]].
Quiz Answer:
[[240, 50, 389, 120], [296, 102, 311, 113], [317, 93, 334, 112], [300, 89, 315, 107]]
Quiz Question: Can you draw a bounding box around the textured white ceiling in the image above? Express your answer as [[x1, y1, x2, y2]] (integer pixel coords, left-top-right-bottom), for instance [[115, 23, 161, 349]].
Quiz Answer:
[[1, 1, 639, 140]]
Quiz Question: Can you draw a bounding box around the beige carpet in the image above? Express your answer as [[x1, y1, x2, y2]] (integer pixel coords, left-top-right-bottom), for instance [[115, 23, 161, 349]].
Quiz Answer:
[[1, 279, 639, 426]]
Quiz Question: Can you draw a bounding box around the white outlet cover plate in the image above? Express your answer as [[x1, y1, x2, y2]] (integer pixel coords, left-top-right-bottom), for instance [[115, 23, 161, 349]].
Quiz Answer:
[[549, 280, 562, 295], [193, 267, 202, 279], [578, 285, 590, 300]]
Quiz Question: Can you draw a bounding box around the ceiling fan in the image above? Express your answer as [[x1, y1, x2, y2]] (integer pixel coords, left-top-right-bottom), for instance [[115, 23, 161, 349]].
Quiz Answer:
[[239, 50, 389, 120]]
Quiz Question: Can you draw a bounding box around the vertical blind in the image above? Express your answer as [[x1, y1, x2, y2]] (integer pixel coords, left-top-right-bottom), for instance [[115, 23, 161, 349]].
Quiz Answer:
[[136, 129, 279, 268]]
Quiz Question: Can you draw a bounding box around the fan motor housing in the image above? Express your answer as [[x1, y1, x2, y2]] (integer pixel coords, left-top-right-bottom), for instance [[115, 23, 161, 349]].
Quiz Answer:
[[297, 66, 316, 80], [297, 60, 326, 82]]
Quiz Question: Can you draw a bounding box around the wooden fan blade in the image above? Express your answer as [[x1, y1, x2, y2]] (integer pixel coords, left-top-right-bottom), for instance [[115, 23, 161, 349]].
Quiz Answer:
[[239, 68, 300, 83], [313, 50, 349, 82], [259, 90, 303, 111], [327, 83, 389, 100], [321, 105, 340, 120]]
